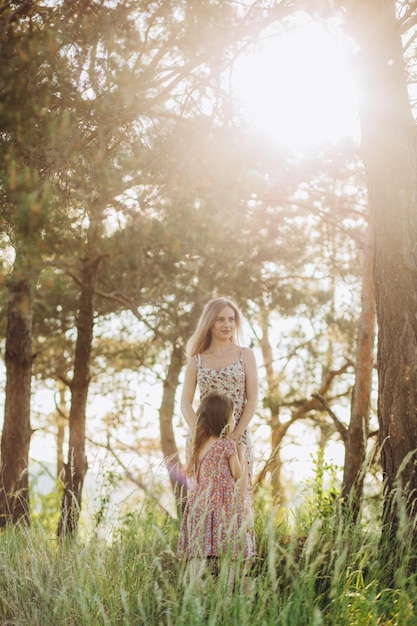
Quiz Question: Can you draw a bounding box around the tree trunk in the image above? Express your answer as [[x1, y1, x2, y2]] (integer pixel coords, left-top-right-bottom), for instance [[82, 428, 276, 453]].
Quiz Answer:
[[159, 343, 187, 513], [346, 1, 417, 533], [58, 253, 101, 537], [56, 382, 67, 480], [258, 311, 286, 505], [342, 220, 376, 517], [0, 274, 33, 526]]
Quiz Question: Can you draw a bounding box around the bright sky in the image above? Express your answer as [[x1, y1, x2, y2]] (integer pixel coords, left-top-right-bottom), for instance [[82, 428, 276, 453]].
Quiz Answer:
[[231, 18, 360, 149]]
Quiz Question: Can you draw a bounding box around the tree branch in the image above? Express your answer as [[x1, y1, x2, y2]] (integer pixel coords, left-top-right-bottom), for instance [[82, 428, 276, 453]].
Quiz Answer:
[[311, 393, 348, 442]]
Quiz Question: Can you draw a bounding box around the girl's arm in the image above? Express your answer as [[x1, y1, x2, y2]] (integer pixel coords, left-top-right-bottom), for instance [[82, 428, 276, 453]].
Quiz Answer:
[[228, 452, 243, 481], [229, 442, 246, 480], [230, 348, 259, 441], [180, 357, 198, 429]]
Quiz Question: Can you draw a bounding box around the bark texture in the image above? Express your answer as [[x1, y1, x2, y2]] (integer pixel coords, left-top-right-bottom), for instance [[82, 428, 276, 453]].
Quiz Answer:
[[58, 253, 101, 537], [0, 275, 33, 526], [258, 312, 286, 504], [342, 221, 376, 516], [347, 0, 417, 529], [159, 343, 187, 513]]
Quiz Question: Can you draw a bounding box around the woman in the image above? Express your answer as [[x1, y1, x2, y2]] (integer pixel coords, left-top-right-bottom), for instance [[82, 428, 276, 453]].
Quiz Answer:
[[181, 297, 258, 557]]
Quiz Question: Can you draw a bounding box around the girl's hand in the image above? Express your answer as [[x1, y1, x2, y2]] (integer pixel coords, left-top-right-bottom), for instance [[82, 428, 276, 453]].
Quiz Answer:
[[237, 441, 246, 460]]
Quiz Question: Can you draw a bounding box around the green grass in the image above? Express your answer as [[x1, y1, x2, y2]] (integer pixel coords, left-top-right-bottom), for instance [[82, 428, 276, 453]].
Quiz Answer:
[[1, 495, 417, 625]]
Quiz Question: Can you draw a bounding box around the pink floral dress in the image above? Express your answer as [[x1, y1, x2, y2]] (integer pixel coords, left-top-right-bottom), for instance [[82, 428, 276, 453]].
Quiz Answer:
[[177, 438, 252, 558], [192, 349, 256, 556]]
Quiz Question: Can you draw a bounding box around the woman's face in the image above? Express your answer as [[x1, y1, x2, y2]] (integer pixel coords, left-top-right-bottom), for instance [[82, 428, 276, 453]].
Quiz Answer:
[[211, 306, 236, 341]]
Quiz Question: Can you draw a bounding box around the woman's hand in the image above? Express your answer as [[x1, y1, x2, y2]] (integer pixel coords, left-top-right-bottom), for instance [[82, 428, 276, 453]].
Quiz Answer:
[[229, 427, 244, 442]]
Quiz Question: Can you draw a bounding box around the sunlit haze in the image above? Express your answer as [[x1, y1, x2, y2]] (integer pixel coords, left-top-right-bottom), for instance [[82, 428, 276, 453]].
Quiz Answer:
[[231, 19, 360, 149]]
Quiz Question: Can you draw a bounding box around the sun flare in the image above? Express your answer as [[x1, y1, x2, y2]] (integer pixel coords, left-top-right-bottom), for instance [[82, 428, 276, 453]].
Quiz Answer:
[[231, 19, 360, 150]]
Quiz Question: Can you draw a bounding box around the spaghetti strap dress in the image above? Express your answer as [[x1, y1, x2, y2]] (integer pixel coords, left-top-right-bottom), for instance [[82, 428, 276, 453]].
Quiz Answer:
[[177, 438, 252, 558], [195, 349, 256, 556]]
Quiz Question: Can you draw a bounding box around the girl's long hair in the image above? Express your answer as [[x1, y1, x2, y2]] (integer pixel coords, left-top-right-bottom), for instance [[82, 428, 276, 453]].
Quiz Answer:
[[186, 297, 243, 358], [188, 393, 234, 474]]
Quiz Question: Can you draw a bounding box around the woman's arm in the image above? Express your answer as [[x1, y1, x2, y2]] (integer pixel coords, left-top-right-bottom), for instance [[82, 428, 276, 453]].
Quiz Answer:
[[180, 357, 198, 429], [230, 347, 258, 441]]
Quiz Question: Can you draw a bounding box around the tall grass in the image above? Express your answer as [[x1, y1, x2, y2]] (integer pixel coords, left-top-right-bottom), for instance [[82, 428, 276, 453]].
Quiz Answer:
[[2, 488, 417, 624]]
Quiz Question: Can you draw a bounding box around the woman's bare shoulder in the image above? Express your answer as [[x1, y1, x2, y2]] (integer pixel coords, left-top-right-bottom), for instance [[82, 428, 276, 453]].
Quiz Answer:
[[185, 355, 197, 371], [242, 346, 256, 358]]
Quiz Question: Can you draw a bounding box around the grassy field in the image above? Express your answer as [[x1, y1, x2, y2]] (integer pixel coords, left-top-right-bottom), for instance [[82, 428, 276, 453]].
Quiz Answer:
[[0, 504, 417, 626], [2, 489, 417, 626]]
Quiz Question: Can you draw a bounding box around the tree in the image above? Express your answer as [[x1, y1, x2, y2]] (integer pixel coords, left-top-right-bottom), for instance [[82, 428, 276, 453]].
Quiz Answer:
[[341, 217, 376, 518], [345, 1, 417, 539], [0, 1, 73, 526], [58, 209, 104, 536], [0, 260, 34, 526]]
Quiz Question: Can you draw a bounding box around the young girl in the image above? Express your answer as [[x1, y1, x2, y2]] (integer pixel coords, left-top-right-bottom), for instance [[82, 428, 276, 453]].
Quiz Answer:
[[177, 392, 249, 591]]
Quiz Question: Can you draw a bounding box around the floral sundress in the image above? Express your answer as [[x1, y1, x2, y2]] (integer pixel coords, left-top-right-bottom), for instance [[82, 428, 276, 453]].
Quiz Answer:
[[195, 349, 256, 555], [176, 438, 252, 559], [196, 350, 253, 471]]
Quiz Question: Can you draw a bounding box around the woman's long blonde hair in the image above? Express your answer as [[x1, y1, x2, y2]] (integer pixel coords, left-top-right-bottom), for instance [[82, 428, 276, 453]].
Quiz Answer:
[[186, 297, 243, 357], [188, 393, 234, 474]]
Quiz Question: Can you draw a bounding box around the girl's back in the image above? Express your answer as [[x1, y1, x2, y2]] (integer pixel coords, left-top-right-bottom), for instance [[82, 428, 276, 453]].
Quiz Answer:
[[191, 438, 236, 491], [177, 437, 248, 558]]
